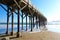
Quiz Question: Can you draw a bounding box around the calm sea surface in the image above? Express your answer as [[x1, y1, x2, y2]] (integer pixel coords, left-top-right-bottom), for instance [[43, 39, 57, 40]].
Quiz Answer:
[[0, 24, 60, 34], [46, 25, 60, 33], [0, 24, 30, 34]]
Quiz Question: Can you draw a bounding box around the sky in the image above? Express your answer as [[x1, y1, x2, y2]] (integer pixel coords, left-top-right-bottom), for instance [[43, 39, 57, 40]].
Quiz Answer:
[[0, 0, 60, 22], [31, 0, 60, 22]]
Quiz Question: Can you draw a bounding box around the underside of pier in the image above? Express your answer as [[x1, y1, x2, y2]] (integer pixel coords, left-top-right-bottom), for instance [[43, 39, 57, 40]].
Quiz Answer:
[[0, 0, 47, 37]]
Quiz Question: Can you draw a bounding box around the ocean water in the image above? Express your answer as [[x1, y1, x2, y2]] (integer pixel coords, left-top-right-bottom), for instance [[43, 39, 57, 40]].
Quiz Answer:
[[46, 25, 60, 33], [0, 24, 60, 34], [0, 25, 31, 34]]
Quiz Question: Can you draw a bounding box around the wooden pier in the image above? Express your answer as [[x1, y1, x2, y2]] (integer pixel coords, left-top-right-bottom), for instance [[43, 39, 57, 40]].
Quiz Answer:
[[0, 0, 47, 37]]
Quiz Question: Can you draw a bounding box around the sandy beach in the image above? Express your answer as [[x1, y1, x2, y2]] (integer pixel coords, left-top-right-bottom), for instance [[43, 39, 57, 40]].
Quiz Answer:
[[0, 31, 60, 40]]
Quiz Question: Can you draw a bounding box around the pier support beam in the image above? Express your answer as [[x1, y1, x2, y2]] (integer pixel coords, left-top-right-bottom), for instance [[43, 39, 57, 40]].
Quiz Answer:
[[33, 15, 34, 28], [39, 18, 40, 27], [6, 7, 9, 35], [29, 16, 31, 29], [22, 12, 23, 30], [11, 12, 14, 35], [26, 14, 27, 31], [43, 21, 47, 30], [17, 8, 20, 37], [36, 16, 38, 29], [30, 16, 33, 31]]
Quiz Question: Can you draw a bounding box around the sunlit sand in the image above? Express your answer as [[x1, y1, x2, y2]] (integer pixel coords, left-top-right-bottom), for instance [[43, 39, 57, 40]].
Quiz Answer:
[[0, 31, 60, 40]]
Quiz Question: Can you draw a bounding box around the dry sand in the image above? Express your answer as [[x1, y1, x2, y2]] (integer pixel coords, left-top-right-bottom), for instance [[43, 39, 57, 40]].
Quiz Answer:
[[0, 31, 60, 40]]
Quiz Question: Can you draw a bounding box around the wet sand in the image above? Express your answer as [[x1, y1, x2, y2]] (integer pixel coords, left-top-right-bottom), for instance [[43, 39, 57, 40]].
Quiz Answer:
[[0, 31, 60, 40]]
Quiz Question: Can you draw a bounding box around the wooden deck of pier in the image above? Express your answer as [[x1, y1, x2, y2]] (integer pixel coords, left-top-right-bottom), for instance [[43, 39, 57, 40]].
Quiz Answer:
[[0, 0, 47, 37]]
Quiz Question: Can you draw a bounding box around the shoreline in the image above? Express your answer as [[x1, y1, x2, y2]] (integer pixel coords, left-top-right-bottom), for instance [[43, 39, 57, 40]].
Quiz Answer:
[[0, 31, 60, 40]]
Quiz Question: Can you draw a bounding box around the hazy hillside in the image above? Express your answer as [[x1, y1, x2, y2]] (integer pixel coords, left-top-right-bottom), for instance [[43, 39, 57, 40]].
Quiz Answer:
[[47, 21, 60, 25]]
